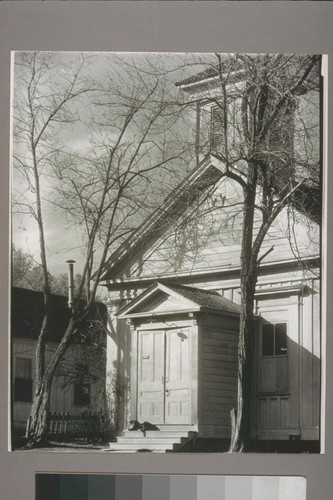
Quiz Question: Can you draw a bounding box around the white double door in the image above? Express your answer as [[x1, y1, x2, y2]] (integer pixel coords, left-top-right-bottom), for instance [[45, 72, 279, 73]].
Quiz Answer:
[[137, 328, 191, 425]]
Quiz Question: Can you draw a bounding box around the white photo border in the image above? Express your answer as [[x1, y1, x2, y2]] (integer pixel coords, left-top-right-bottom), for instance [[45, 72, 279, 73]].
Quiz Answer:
[[1, 2, 332, 500]]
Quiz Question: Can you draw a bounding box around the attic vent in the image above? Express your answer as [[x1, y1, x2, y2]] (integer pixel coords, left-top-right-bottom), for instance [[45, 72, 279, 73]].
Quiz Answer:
[[210, 99, 241, 156], [211, 105, 224, 154]]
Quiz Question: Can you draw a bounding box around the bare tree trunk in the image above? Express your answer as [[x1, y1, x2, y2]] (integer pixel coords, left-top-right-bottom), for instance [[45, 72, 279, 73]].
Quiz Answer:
[[25, 376, 52, 447], [229, 265, 257, 452], [229, 163, 258, 452], [25, 317, 78, 447]]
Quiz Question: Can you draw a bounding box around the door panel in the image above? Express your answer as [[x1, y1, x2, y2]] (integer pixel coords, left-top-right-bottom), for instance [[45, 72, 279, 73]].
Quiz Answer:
[[138, 331, 165, 423], [137, 328, 192, 425], [165, 329, 191, 424], [260, 356, 289, 393], [256, 317, 290, 437]]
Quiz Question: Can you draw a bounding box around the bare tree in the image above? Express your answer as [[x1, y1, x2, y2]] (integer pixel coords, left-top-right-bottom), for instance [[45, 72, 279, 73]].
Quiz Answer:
[[182, 53, 321, 452], [12, 52, 193, 447]]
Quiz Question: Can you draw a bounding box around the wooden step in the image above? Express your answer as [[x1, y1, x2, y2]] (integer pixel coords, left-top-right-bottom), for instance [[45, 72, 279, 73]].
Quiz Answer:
[[118, 436, 184, 443], [149, 425, 196, 431], [117, 437, 182, 446], [108, 429, 197, 452], [121, 431, 189, 439]]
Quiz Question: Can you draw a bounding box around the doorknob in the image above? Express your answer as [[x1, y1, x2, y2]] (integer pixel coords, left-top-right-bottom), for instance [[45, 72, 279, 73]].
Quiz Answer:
[[165, 388, 170, 396]]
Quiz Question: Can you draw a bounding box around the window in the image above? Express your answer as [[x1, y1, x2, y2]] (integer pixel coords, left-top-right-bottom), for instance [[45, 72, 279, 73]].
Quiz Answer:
[[74, 382, 91, 406], [262, 322, 288, 356], [73, 363, 91, 406], [14, 357, 33, 403]]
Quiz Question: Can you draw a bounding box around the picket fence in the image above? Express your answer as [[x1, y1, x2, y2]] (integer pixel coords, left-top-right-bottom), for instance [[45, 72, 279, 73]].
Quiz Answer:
[[48, 411, 102, 441]]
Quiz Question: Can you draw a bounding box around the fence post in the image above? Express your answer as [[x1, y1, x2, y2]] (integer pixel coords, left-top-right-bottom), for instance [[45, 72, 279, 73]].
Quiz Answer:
[[25, 416, 31, 439]]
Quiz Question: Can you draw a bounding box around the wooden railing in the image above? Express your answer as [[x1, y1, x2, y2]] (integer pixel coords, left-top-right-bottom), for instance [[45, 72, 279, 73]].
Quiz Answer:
[[47, 411, 103, 441]]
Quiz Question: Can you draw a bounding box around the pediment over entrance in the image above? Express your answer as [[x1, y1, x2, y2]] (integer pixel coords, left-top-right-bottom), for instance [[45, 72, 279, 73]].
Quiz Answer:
[[117, 282, 241, 319]]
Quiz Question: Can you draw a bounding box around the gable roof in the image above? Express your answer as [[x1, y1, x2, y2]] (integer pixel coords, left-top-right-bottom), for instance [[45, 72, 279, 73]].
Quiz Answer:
[[167, 283, 241, 314], [116, 282, 241, 319], [99, 151, 319, 283], [99, 155, 225, 281]]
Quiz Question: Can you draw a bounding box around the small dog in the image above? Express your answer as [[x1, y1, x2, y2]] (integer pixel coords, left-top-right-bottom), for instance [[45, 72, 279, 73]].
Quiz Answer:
[[128, 419, 160, 437]]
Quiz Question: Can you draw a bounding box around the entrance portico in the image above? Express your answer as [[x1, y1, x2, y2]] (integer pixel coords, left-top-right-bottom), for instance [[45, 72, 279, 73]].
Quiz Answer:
[[117, 282, 241, 439]]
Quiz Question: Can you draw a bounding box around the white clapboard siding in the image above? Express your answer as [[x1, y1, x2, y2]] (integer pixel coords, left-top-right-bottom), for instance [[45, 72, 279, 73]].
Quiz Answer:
[[122, 175, 318, 282], [12, 338, 104, 430]]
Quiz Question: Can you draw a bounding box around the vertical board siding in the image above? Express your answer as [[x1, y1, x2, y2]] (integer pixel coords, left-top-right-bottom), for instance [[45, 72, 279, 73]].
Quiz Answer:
[[256, 281, 320, 440], [201, 317, 239, 436], [301, 288, 320, 435]]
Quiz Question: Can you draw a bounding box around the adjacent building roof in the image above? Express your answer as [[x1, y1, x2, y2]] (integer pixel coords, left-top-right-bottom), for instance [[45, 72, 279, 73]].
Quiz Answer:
[[12, 287, 71, 341], [11, 287, 106, 343]]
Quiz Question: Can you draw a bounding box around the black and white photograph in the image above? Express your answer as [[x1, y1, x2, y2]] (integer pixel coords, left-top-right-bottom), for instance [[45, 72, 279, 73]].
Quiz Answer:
[[11, 51, 322, 454]]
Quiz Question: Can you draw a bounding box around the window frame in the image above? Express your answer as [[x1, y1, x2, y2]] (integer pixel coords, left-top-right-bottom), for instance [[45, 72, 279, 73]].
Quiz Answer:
[[72, 362, 91, 407], [261, 321, 288, 358], [14, 356, 33, 403]]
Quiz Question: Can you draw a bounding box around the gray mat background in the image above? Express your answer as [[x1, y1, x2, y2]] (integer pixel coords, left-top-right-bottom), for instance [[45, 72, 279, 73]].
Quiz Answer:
[[0, 2, 332, 499]]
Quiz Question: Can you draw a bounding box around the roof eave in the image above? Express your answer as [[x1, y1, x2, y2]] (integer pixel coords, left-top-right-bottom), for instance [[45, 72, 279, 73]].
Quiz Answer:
[[99, 155, 225, 281]]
